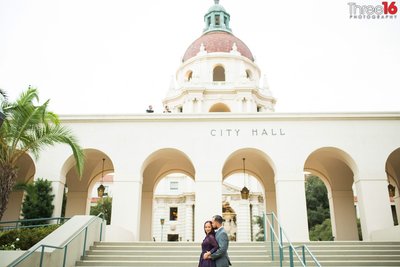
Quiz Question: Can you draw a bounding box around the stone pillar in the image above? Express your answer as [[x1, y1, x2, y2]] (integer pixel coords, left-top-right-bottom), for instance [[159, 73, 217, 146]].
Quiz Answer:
[[111, 178, 142, 241], [140, 190, 153, 241], [330, 190, 358, 240], [65, 191, 87, 216], [275, 177, 309, 242], [394, 193, 400, 225], [50, 181, 65, 218], [355, 178, 393, 241], [236, 199, 251, 241], [185, 202, 194, 241], [266, 191, 277, 215]]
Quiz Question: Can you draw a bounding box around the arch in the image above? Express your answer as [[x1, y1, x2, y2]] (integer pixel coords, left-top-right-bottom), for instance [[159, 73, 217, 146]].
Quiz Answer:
[[222, 148, 276, 241], [209, 103, 230, 112], [213, 65, 225, 81], [140, 148, 196, 241], [62, 148, 114, 217], [304, 147, 359, 241]]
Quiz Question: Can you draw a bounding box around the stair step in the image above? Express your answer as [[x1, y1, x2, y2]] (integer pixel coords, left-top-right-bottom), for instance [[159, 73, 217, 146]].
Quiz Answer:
[[76, 241, 400, 267]]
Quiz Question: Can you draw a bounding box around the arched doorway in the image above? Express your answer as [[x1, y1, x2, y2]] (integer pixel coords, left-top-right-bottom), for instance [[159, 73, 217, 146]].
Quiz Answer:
[[222, 148, 275, 241], [141, 148, 195, 241], [304, 147, 360, 241], [62, 149, 114, 217]]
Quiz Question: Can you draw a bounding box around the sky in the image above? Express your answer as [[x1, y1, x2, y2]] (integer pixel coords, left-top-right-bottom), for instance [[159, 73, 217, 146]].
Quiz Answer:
[[0, 0, 399, 115]]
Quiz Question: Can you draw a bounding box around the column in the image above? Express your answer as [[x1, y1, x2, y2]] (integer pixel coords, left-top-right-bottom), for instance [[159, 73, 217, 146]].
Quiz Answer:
[[236, 199, 251, 241], [330, 190, 358, 240], [65, 191, 87, 216], [275, 178, 309, 242], [50, 181, 65, 218], [355, 179, 393, 241], [185, 202, 194, 241], [394, 193, 400, 225]]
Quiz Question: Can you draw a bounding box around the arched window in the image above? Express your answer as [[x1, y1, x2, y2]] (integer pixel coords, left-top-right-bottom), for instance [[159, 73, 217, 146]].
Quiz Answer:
[[185, 70, 193, 81], [209, 103, 230, 112], [213, 66, 225, 81], [246, 69, 252, 79]]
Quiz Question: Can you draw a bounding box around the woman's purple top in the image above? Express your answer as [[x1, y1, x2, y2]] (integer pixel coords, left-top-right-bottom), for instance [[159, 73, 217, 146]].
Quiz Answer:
[[198, 234, 219, 267]]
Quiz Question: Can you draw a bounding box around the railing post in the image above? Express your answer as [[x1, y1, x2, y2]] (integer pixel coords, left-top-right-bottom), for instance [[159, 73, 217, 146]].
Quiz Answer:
[[39, 246, 45, 267], [63, 245, 68, 267], [289, 246, 294, 267], [83, 227, 88, 257], [270, 223, 274, 261], [302, 245, 306, 265], [263, 212, 266, 242], [279, 246, 283, 267]]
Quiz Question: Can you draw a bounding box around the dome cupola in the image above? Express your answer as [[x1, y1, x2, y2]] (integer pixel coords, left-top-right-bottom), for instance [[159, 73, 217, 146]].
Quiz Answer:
[[203, 0, 231, 34]]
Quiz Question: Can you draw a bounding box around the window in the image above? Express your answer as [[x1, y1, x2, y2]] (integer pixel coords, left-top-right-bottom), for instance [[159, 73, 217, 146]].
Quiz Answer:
[[215, 15, 220, 26], [170, 207, 178, 221], [246, 69, 252, 79], [185, 70, 193, 81], [213, 66, 225, 81], [209, 103, 230, 112], [170, 181, 178, 190]]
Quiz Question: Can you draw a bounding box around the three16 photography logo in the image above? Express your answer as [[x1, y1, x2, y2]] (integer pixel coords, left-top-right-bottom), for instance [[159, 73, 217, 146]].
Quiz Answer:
[[348, 1, 398, 19]]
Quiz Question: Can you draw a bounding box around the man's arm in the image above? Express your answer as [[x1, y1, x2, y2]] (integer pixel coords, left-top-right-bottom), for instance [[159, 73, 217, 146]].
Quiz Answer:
[[211, 232, 229, 260]]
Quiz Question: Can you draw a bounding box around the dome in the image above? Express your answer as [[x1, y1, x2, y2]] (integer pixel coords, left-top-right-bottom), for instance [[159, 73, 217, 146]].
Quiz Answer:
[[207, 4, 226, 13], [182, 31, 255, 62]]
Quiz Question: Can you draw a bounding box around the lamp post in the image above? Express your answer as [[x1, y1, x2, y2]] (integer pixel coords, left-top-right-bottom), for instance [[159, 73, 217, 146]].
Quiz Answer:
[[240, 158, 250, 200], [160, 218, 165, 242], [97, 158, 106, 198]]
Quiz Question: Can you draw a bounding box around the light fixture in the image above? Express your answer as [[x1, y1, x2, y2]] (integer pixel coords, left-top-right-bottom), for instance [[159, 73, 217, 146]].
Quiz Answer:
[[97, 158, 105, 198], [240, 158, 249, 200]]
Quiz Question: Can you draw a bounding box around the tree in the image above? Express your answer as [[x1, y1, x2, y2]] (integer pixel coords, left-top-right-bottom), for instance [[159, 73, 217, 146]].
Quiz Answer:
[[21, 178, 54, 225], [305, 176, 330, 230], [253, 215, 265, 241], [0, 87, 84, 220], [309, 218, 333, 241], [90, 197, 112, 225]]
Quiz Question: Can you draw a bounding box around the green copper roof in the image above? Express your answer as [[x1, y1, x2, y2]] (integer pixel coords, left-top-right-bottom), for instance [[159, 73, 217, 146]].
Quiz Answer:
[[207, 3, 226, 13], [203, 0, 231, 33]]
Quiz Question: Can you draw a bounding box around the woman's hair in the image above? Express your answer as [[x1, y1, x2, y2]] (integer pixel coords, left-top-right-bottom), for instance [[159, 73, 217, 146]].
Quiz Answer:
[[203, 220, 215, 235]]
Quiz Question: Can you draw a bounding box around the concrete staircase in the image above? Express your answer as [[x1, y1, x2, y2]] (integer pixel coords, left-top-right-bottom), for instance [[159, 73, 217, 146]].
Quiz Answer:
[[75, 241, 400, 267]]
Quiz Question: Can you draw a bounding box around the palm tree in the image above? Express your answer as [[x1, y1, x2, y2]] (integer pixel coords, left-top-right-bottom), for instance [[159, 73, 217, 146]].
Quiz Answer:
[[0, 87, 84, 220]]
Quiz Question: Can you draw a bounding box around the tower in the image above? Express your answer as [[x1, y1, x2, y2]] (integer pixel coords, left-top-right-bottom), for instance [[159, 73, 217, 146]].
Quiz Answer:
[[163, 0, 276, 113]]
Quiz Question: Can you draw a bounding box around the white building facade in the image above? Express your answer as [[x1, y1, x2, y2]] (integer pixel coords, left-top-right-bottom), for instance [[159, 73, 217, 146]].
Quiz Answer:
[[2, 1, 400, 243]]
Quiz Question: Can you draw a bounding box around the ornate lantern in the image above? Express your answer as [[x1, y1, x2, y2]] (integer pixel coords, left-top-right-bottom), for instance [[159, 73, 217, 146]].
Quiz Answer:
[[240, 158, 250, 200]]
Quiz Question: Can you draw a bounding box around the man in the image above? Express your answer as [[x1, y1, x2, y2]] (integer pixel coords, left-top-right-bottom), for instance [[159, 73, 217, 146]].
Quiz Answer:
[[203, 215, 231, 266], [146, 105, 154, 113]]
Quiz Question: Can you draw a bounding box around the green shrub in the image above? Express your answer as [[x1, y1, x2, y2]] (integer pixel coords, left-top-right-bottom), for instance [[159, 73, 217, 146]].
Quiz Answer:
[[309, 218, 333, 241], [21, 179, 55, 226], [0, 224, 59, 250], [90, 197, 112, 225]]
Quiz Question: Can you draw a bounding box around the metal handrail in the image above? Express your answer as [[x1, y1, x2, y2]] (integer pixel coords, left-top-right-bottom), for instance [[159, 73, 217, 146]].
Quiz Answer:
[[263, 212, 322, 267], [0, 217, 70, 231], [8, 213, 104, 267]]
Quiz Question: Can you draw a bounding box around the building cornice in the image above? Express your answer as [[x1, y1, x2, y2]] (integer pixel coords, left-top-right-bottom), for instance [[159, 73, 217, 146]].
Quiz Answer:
[[59, 112, 400, 123]]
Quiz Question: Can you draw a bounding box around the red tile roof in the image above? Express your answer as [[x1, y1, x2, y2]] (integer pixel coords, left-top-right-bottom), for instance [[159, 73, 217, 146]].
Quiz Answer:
[[182, 31, 254, 62]]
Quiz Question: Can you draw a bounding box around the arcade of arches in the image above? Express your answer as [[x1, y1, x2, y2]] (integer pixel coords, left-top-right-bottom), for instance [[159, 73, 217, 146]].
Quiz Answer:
[[3, 145, 399, 242]]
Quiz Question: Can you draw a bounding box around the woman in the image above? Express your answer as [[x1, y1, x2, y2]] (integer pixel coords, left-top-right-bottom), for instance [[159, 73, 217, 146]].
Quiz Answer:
[[198, 220, 219, 267]]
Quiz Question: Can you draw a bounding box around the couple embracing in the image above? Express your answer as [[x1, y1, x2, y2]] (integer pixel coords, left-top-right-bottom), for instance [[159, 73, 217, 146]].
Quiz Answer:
[[198, 215, 231, 267]]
